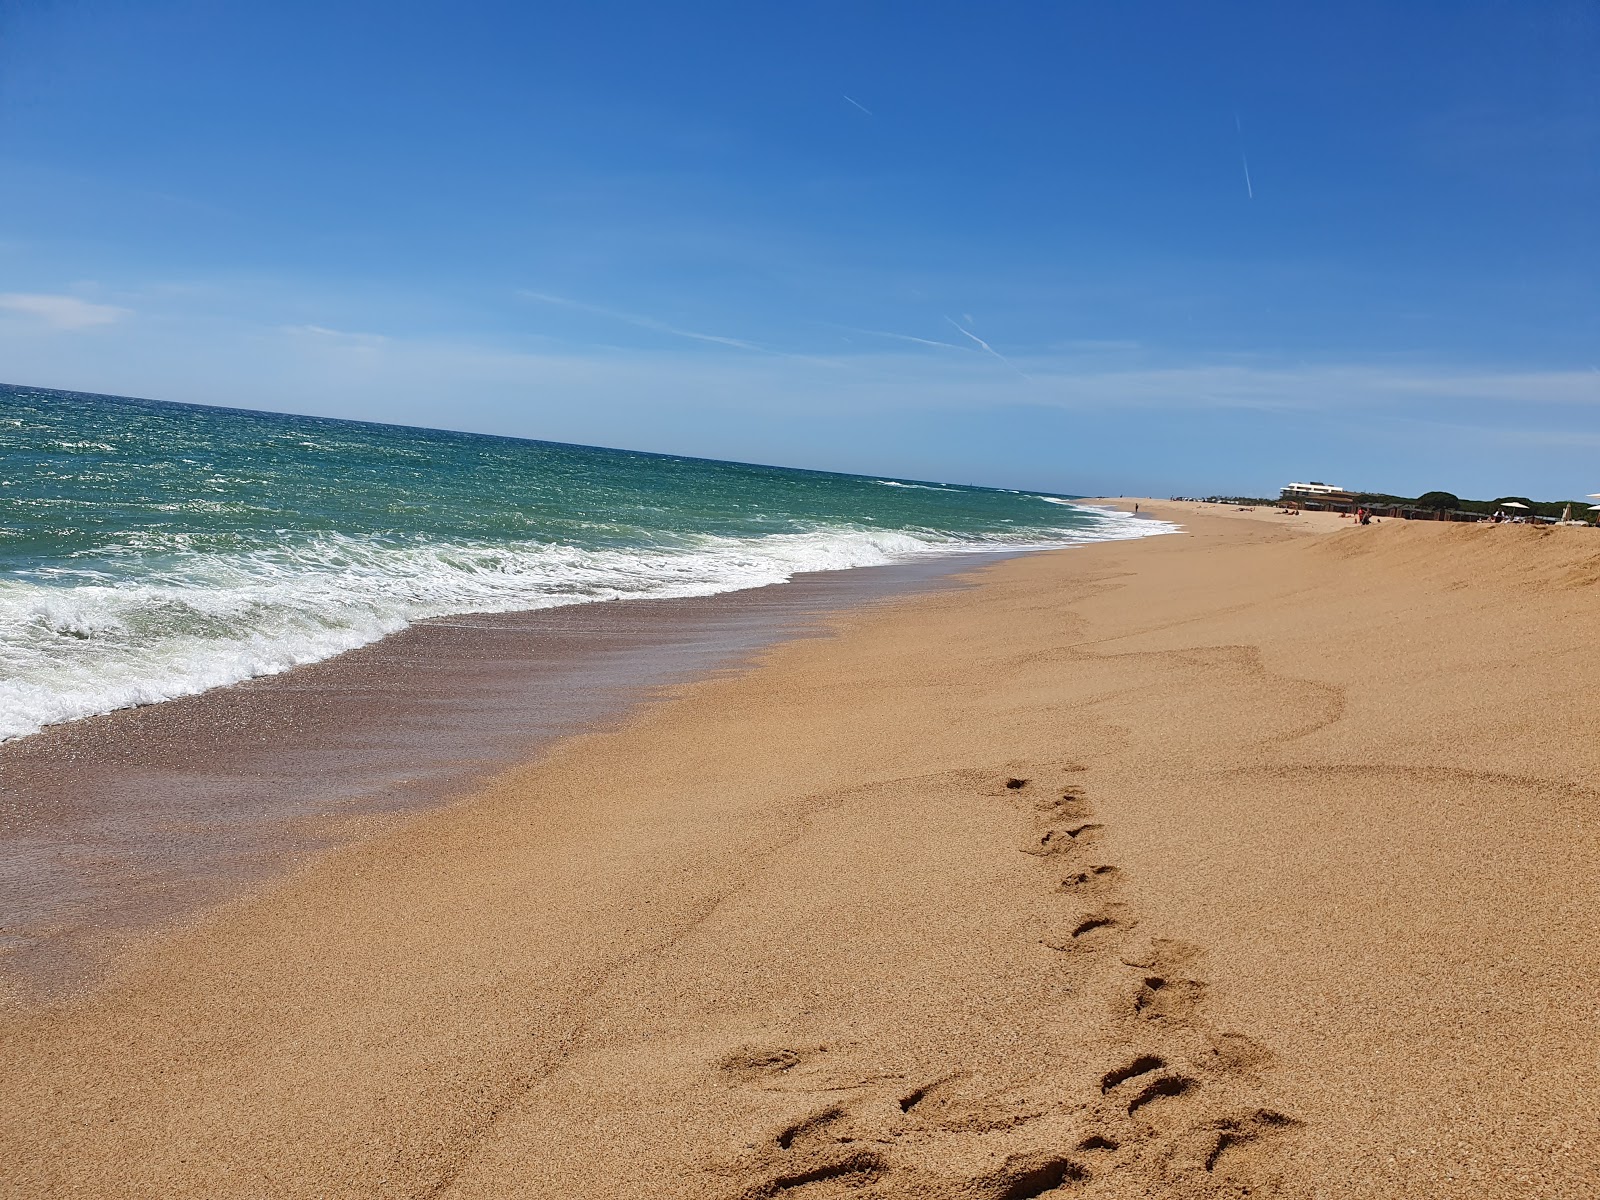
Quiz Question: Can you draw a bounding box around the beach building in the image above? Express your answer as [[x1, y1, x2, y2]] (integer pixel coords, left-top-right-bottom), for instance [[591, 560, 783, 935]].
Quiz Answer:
[[1279, 481, 1356, 511]]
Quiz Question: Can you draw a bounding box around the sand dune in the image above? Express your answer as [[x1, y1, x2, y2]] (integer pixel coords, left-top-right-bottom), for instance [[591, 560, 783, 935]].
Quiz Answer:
[[3, 503, 1597, 1198]]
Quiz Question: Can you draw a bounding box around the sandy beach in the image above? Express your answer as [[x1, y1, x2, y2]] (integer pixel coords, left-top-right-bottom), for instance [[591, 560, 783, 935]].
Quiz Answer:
[[4, 501, 1598, 1198], [0, 553, 990, 1003]]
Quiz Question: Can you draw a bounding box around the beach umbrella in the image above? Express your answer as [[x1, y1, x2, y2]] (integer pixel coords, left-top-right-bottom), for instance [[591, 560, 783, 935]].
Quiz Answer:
[[1500, 501, 1530, 509], [1588, 505, 1600, 511], [1589, 494, 1600, 498]]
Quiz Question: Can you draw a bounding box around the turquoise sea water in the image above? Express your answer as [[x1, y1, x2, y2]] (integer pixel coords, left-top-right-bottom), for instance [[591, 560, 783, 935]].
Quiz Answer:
[[0, 383, 1169, 741]]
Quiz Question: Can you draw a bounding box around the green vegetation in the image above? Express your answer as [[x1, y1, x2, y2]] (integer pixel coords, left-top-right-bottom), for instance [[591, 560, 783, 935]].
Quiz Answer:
[[1346, 491, 1585, 519], [1178, 491, 1593, 520]]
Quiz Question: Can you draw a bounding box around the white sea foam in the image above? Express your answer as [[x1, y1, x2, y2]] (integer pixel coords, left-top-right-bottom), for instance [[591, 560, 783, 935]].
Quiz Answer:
[[0, 514, 1175, 743], [873, 480, 958, 491]]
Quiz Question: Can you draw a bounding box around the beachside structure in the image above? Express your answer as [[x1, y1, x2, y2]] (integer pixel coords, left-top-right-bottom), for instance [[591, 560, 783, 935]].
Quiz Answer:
[[1280, 481, 1356, 510], [1278, 482, 1494, 522]]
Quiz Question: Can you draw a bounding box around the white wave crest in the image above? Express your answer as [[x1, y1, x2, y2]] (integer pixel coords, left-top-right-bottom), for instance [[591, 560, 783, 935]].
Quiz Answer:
[[0, 515, 1173, 742]]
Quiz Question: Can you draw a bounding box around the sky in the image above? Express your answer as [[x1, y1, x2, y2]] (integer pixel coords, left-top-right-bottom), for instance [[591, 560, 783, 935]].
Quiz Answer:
[[1, 0, 1596, 498]]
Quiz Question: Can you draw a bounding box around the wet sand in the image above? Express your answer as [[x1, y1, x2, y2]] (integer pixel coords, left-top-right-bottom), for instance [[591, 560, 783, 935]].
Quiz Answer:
[[0, 553, 1003, 1001], [3, 505, 1597, 1198]]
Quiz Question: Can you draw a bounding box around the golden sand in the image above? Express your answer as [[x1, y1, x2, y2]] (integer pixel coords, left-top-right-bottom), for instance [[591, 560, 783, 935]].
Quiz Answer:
[[3, 502, 1597, 1198]]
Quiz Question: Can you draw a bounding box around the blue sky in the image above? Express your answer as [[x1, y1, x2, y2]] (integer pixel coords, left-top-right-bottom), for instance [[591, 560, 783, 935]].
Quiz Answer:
[[1, 1, 1595, 498]]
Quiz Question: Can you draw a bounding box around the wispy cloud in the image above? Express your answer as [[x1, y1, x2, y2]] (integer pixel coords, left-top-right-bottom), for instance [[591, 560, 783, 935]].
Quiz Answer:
[[1015, 361, 1600, 411], [517, 289, 768, 353], [945, 316, 1029, 378], [1234, 111, 1254, 200], [282, 323, 390, 347], [847, 326, 968, 351], [0, 293, 129, 330]]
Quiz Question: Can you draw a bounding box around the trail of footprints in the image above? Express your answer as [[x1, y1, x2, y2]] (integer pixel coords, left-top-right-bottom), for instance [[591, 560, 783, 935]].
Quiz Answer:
[[722, 764, 1303, 1199]]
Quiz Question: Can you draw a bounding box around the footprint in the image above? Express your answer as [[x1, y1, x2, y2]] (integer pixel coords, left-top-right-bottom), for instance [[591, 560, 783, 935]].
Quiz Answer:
[[1099, 1055, 1166, 1094], [1131, 975, 1206, 1022], [1045, 791, 1088, 812], [897, 1073, 961, 1114], [1200, 1109, 1303, 1174], [1042, 905, 1132, 952], [1125, 1074, 1198, 1116], [1119, 937, 1201, 973], [720, 1045, 808, 1083], [1020, 824, 1104, 857], [966, 1151, 1087, 1199], [978, 770, 1050, 798], [745, 1148, 886, 1197], [774, 1106, 845, 1151], [1058, 865, 1118, 892]]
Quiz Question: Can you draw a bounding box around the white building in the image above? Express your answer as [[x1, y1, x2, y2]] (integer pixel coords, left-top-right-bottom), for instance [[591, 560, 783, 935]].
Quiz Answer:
[[1280, 481, 1356, 507]]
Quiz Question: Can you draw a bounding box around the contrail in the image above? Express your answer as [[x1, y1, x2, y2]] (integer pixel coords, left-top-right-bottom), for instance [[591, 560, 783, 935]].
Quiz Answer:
[[843, 94, 873, 117], [520, 290, 766, 350], [852, 327, 966, 351], [945, 316, 1029, 379], [518, 289, 856, 369], [1235, 112, 1254, 200]]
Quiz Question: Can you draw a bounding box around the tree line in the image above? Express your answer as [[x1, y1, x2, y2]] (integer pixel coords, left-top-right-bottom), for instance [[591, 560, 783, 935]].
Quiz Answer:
[[1195, 491, 1587, 519]]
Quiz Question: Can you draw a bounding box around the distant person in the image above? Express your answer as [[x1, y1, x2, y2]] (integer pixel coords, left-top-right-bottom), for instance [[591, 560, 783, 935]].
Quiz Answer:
[[1133, 503, 1139, 513]]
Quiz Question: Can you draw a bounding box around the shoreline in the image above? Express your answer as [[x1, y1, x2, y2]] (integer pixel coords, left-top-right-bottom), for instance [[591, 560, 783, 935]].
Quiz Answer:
[[4, 502, 1596, 1197], [0, 547, 1038, 1002]]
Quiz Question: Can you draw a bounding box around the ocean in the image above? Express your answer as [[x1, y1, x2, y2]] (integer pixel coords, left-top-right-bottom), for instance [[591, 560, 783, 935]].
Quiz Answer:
[[0, 383, 1165, 743]]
